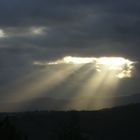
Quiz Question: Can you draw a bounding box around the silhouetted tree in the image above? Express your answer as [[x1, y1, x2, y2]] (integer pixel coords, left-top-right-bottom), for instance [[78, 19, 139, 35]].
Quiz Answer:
[[57, 112, 85, 140], [0, 116, 26, 140]]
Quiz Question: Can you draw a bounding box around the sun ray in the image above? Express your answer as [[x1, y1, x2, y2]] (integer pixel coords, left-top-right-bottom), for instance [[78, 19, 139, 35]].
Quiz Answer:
[[7, 64, 83, 103], [5, 56, 136, 111], [66, 60, 123, 110], [46, 64, 94, 99]]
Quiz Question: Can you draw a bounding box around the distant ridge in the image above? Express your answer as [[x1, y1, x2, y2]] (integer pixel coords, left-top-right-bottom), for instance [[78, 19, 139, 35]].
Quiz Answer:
[[0, 93, 140, 112]]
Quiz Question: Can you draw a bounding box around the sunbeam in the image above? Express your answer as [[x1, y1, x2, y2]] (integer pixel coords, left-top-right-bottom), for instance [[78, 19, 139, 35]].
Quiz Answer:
[[32, 56, 136, 110], [66, 62, 121, 110], [6, 64, 83, 104], [4, 56, 136, 111]]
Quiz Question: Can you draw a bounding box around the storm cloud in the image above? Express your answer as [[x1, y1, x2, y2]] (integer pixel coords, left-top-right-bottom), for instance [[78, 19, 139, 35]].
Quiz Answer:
[[0, 0, 140, 53]]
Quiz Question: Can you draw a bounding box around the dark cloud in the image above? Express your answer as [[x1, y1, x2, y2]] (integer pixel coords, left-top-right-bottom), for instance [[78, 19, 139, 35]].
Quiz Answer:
[[0, 0, 139, 55]]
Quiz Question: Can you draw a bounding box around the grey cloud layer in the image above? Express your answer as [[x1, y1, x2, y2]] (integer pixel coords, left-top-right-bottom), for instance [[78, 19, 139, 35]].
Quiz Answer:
[[0, 0, 140, 59], [0, 0, 140, 57]]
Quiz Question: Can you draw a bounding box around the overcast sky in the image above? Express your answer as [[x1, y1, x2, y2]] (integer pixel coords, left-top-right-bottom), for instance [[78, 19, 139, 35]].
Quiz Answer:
[[0, 0, 140, 101]]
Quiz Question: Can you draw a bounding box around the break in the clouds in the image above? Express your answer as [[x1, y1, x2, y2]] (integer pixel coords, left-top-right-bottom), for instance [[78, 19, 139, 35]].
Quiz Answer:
[[0, 29, 6, 38], [0, 0, 140, 99], [34, 56, 135, 79]]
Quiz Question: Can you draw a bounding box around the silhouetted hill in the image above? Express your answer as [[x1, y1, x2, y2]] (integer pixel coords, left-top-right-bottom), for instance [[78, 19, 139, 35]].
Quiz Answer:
[[115, 93, 140, 105], [0, 103, 140, 140]]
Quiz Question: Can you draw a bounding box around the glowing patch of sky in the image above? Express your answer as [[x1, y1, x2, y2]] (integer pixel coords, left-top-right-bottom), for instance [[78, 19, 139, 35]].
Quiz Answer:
[[0, 29, 6, 38], [34, 56, 135, 79]]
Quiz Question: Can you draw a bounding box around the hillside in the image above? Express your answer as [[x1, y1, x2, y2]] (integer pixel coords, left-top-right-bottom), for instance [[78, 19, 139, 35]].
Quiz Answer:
[[0, 103, 140, 140]]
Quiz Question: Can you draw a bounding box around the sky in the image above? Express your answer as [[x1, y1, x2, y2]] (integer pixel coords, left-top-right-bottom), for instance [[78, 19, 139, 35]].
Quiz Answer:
[[0, 0, 140, 105]]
